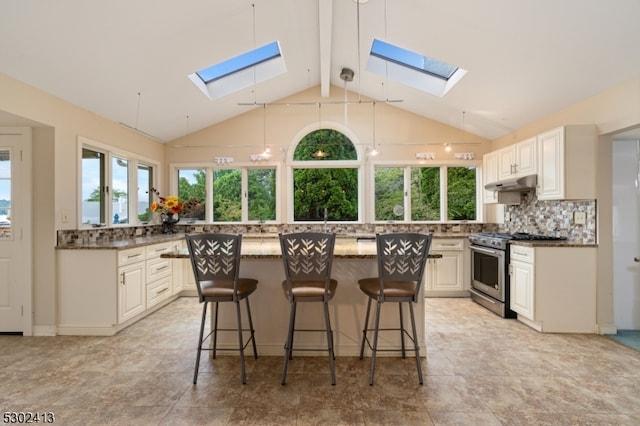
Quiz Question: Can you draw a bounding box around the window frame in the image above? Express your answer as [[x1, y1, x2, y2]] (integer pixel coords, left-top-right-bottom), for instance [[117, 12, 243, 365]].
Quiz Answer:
[[77, 136, 160, 229], [369, 160, 482, 223]]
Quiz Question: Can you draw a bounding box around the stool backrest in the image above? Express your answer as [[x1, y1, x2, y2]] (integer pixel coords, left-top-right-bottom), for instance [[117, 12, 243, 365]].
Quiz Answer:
[[279, 232, 336, 300], [185, 233, 242, 301], [375, 233, 432, 301]]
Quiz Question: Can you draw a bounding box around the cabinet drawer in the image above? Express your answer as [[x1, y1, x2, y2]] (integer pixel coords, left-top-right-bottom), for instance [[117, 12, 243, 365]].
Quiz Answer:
[[146, 242, 174, 259], [147, 257, 172, 281], [147, 276, 172, 308], [510, 245, 535, 263], [432, 239, 464, 251], [118, 247, 146, 266]]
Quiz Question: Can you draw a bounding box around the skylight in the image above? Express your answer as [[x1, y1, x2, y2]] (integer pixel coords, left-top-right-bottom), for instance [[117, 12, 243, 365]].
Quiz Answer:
[[188, 41, 286, 100], [367, 38, 467, 97]]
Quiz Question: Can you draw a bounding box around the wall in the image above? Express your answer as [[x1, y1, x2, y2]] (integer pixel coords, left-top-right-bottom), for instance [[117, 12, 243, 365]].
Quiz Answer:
[[0, 72, 168, 332]]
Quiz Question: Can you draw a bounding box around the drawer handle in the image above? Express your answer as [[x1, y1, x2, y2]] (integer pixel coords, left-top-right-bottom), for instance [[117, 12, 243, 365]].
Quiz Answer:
[[155, 248, 168, 253], [127, 253, 142, 259], [155, 265, 169, 272], [513, 251, 530, 257], [156, 288, 169, 295]]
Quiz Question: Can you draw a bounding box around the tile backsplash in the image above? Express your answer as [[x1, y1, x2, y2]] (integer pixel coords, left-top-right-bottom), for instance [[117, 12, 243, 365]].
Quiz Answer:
[[499, 191, 596, 243]]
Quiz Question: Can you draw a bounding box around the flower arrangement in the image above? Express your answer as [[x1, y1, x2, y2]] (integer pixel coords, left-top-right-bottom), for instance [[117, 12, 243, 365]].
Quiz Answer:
[[148, 188, 185, 216]]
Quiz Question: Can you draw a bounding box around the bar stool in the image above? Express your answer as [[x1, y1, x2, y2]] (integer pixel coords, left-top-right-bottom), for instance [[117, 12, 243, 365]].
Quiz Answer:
[[185, 233, 258, 384], [279, 232, 337, 385], [358, 232, 432, 385]]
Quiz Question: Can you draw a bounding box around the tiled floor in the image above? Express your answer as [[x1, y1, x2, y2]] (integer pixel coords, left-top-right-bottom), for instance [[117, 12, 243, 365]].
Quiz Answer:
[[2, 297, 640, 425]]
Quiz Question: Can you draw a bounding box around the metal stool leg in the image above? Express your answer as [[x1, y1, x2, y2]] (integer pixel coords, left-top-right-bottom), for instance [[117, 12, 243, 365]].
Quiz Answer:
[[360, 297, 373, 359], [324, 302, 336, 385], [245, 298, 258, 359], [212, 302, 219, 359], [235, 301, 247, 384], [399, 302, 406, 358], [193, 301, 208, 384], [281, 302, 296, 385], [409, 302, 423, 385], [369, 301, 382, 385]]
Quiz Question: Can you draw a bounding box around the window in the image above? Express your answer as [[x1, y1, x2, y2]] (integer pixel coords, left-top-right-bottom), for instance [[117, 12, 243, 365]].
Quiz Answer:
[[0, 149, 12, 238], [175, 165, 278, 223], [367, 38, 467, 97], [373, 165, 478, 222], [112, 156, 128, 224], [188, 41, 286, 100], [79, 137, 159, 227], [81, 147, 106, 225], [178, 169, 206, 221], [137, 163, 153, 222], [292, 129, 359, 222]]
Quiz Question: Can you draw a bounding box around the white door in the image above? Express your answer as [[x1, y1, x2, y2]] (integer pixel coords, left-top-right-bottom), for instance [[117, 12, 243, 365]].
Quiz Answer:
[[0, 128, 32, 334], [612, 139, 640, 329]]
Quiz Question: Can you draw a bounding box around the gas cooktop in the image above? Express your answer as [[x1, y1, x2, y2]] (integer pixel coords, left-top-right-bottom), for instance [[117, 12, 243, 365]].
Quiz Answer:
[[469, 232, 567, 250]]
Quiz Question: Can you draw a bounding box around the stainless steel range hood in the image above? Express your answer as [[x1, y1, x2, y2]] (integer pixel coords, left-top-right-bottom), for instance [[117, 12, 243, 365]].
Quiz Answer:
[[485, 174, 537, 193]]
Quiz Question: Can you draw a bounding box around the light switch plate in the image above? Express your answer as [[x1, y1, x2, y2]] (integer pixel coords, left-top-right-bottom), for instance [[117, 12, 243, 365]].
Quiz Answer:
[[574, 211, 587, 225]]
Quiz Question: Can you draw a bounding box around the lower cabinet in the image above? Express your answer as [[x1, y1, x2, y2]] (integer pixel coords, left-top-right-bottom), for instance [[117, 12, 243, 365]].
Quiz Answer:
[[424, 238, 468, 297], [57, 241, 179, 336], [509, 244, 597, 333]]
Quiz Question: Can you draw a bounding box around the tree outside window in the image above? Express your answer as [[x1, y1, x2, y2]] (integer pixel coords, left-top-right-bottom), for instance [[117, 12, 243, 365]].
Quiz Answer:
[[292, 129, 358, 222]]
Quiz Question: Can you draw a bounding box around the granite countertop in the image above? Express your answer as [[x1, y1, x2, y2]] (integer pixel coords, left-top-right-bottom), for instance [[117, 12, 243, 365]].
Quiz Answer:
[[56, 232, 469, 251], [510, 240, 598, 248]]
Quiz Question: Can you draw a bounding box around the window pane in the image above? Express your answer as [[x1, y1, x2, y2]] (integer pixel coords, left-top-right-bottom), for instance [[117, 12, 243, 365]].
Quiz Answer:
[[0, 150, 11, 239], [178, 169, 206, 220], [137, 163, 152, 223], [447, 166, 477, 220], [293, 129, 357, 161], [374, 167, 405, 221], [293, 168, 358, 221], [81, 148, 105, 225], [112, 156, 129, 224], [411, 167, 440, 221], [248, 168, 276, 221], [213, 168, 241, 222]]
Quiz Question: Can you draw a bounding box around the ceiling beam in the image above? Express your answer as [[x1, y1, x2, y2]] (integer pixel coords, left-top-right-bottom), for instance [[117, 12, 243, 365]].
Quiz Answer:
[[318, 0, 332, 97]]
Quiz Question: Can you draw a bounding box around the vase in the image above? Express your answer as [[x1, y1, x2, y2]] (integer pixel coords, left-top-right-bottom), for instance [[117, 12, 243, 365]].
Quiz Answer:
[[161, 213, 180, 234]]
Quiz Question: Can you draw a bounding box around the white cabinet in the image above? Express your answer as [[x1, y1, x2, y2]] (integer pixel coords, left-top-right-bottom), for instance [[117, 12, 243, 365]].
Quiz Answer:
[[424, 239, 467, 297], [57, 239, 181, 336], [118, 257, 146, 323], [483, 150, 498, 204], [536, 125, 597, 200], [145, 242, 174, 308], [509, 246, 535, 320], [509, 244, 597, 333], [497, 137, 537, 181]]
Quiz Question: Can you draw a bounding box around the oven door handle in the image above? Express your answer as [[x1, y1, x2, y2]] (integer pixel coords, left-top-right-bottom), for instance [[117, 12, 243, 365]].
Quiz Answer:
[[470, 245, 501, 255]]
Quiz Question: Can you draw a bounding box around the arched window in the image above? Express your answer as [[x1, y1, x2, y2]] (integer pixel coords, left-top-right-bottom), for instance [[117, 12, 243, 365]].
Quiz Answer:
[[291, 129, 360, 222]]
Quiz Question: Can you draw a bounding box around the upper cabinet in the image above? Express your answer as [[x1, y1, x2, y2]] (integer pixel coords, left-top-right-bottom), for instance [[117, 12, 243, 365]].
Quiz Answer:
[[483, 150, 498, 203], [537, 125, 597, 200], [497, 136, 537, 181]]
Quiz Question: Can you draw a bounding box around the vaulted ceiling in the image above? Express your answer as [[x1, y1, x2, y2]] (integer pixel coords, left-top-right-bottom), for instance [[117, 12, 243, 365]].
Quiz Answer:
[[1, 0, 639, 142]]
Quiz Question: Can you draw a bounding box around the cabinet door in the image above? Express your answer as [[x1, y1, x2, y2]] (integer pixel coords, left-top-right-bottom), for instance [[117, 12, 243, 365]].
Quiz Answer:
[[118, 262, 146, 323], [537, 127, 565, 200], [510, 260, 535, 320], [497, 146, 516, 181], [431, 251, 464, 292], [483, 151, 498, 203], [514, 137, 537, 177]]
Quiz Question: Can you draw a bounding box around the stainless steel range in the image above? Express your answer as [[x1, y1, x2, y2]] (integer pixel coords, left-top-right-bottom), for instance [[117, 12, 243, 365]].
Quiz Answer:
[[468, 232, 566, 318]]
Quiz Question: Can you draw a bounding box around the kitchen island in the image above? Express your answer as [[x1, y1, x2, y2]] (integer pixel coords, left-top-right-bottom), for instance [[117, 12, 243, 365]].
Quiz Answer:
[[163, 237, 443, 357]]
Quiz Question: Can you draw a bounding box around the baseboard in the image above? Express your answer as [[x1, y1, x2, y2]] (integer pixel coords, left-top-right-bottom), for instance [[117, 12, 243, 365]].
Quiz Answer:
[[599, 325, 618, 335], [32, 326, 57, 336]]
